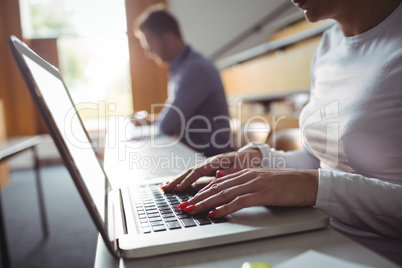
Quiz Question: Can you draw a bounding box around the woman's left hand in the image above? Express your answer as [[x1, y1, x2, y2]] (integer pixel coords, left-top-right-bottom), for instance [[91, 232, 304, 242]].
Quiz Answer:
[[182, 168, 319, 218]]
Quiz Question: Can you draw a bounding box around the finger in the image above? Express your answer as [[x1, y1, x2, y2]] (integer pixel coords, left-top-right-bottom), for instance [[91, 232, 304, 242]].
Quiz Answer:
[[188, 177, 259, 214], [216, 166, 243, 178], [211, 193, 262, 218], [162, 168, 193, 192], [173, 155, 234, 192], [173, 168, 209, 192], [212, 149, 262, 178], [195, 169, 251, 197]]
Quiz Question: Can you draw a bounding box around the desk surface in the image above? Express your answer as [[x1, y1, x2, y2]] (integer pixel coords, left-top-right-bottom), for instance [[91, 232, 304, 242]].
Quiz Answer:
[[96, 131, 398, 268], [95, 226, 398, 268]]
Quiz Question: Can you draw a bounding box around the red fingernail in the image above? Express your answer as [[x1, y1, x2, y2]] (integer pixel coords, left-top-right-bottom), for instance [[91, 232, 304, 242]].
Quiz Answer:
[[184, 205, 195, 213], [174, 185, 179, 191], [208, 210, 218, 217], [160, 181, 169, 189], [216, 170, 226, 178], [177, 201, 188, 210]]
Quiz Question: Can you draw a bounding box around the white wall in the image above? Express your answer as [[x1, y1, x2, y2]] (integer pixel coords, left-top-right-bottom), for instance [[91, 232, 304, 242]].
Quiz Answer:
[[168, 0, 302, 61]]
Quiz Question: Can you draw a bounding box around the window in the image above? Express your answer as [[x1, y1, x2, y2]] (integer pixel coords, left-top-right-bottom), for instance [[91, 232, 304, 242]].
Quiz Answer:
[[19, 0, 133, 130]]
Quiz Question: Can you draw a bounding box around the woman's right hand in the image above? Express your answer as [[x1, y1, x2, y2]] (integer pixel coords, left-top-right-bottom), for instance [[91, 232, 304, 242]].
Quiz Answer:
[[162, 149, 262, 192]]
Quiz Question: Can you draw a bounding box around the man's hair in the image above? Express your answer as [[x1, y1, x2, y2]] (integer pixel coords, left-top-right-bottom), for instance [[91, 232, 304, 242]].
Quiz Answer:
[[135, 4, 182, 39]]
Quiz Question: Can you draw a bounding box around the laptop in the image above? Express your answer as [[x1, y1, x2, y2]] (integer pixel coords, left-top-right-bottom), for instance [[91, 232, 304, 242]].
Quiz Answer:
[[9, 35, 329, 259]]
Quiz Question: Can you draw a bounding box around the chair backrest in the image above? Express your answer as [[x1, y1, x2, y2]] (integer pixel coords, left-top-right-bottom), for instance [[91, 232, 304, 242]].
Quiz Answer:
[[269, 128, 302, 152]]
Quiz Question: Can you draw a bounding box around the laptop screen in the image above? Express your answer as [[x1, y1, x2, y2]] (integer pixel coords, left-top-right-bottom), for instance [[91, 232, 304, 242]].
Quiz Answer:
[[21, 52, 106, 223]]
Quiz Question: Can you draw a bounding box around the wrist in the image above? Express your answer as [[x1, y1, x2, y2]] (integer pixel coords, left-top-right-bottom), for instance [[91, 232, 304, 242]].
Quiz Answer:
[[238, 142, 271, 168]]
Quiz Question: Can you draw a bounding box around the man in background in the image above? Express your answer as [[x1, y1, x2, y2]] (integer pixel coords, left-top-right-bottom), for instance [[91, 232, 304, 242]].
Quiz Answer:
[[133, 4, 233, 157]]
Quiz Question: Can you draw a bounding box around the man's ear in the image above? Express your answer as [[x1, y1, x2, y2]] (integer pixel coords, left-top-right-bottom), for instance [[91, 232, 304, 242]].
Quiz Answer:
[[161, 31, 177, 43]]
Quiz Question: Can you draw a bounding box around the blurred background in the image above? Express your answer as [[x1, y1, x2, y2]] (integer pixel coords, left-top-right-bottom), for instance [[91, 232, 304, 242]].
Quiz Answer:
[[0, 0, 333, 267]]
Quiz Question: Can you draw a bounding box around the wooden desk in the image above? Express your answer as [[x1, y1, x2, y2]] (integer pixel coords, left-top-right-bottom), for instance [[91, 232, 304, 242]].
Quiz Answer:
[[95, 133, 398, 268]]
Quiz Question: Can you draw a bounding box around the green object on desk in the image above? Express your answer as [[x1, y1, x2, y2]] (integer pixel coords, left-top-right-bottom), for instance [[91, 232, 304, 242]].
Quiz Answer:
[[242, 262, 272, 268]]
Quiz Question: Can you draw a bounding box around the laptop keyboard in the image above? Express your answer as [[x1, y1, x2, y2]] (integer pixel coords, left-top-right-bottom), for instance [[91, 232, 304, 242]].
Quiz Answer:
[[130, 183, 228, 234]]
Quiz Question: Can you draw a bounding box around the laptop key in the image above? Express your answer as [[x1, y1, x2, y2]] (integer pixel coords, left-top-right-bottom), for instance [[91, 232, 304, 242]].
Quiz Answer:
[[193, 214, 208, 220], [166, 221, 182, 230], [181, 218, 196, 227], [142, 227, 151, 234], [160, 209, 173, 214], [177, 214, 191, 219], [174, 209, 185, 214], [149, 217, 162, 222], [151, 221, 165, 227], [152, 225, 167, 232], [195, 218, 211, 225], [178, 196, 190, 202], [148, 213, 161, 218], [161, 213, 175, 218], [210, 217, 228, 223], [163, 217, 177, 222], [146, 209, 159, 215]]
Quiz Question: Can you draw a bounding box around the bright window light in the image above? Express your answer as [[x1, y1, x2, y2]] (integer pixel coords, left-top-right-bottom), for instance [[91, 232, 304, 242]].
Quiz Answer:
[[19, 0, 133, 129]]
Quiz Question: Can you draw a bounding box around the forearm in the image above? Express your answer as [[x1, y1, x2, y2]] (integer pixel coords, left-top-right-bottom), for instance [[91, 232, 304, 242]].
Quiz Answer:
[[244, 144, 320, 170], [155, 106, 181, 135], [315, 169, 402, 238]]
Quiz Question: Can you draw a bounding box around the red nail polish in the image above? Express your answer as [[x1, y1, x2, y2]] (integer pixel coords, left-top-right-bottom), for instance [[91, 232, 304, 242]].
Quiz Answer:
[[174, 185, 179, 191], [184, 205, 195, 213], [177, 201, 188, 210], [208, 210, 218, 217], [216, 170, 226, 178], [160, 181, 169, 189]]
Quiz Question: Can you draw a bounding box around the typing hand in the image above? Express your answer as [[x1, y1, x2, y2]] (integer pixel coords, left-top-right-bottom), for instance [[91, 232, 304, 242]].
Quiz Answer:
[[178, 168, 319, 218], [129, 110, 153, 126], [161, 149, 262, 193], [130, 117, 151, 126]]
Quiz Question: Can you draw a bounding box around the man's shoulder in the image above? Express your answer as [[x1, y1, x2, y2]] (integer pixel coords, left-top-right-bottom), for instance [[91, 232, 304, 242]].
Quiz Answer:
[[186, 47, 216, 69]]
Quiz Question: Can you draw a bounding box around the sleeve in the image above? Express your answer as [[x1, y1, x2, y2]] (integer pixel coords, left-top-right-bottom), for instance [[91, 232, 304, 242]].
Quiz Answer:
[[257, 144, 320, 169], [156, 63, 213, 135], [315, 169, 402, 238]]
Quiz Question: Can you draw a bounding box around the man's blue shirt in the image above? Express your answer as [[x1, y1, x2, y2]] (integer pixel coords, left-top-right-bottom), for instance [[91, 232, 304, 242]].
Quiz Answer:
[[156, 45, 233, 156]]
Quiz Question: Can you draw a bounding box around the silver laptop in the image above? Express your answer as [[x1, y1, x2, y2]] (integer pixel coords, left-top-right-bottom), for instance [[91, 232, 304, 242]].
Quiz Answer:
[[9, 35, 329, 259]]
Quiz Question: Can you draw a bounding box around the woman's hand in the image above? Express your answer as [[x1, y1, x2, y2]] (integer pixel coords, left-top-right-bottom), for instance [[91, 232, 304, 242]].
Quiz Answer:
[[179, 168, 319, 218], [161, 149, 263, 192]]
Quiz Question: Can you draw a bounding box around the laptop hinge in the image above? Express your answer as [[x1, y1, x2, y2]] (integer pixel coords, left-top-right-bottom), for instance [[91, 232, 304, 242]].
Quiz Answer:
[[107, 189, 127, 241]]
